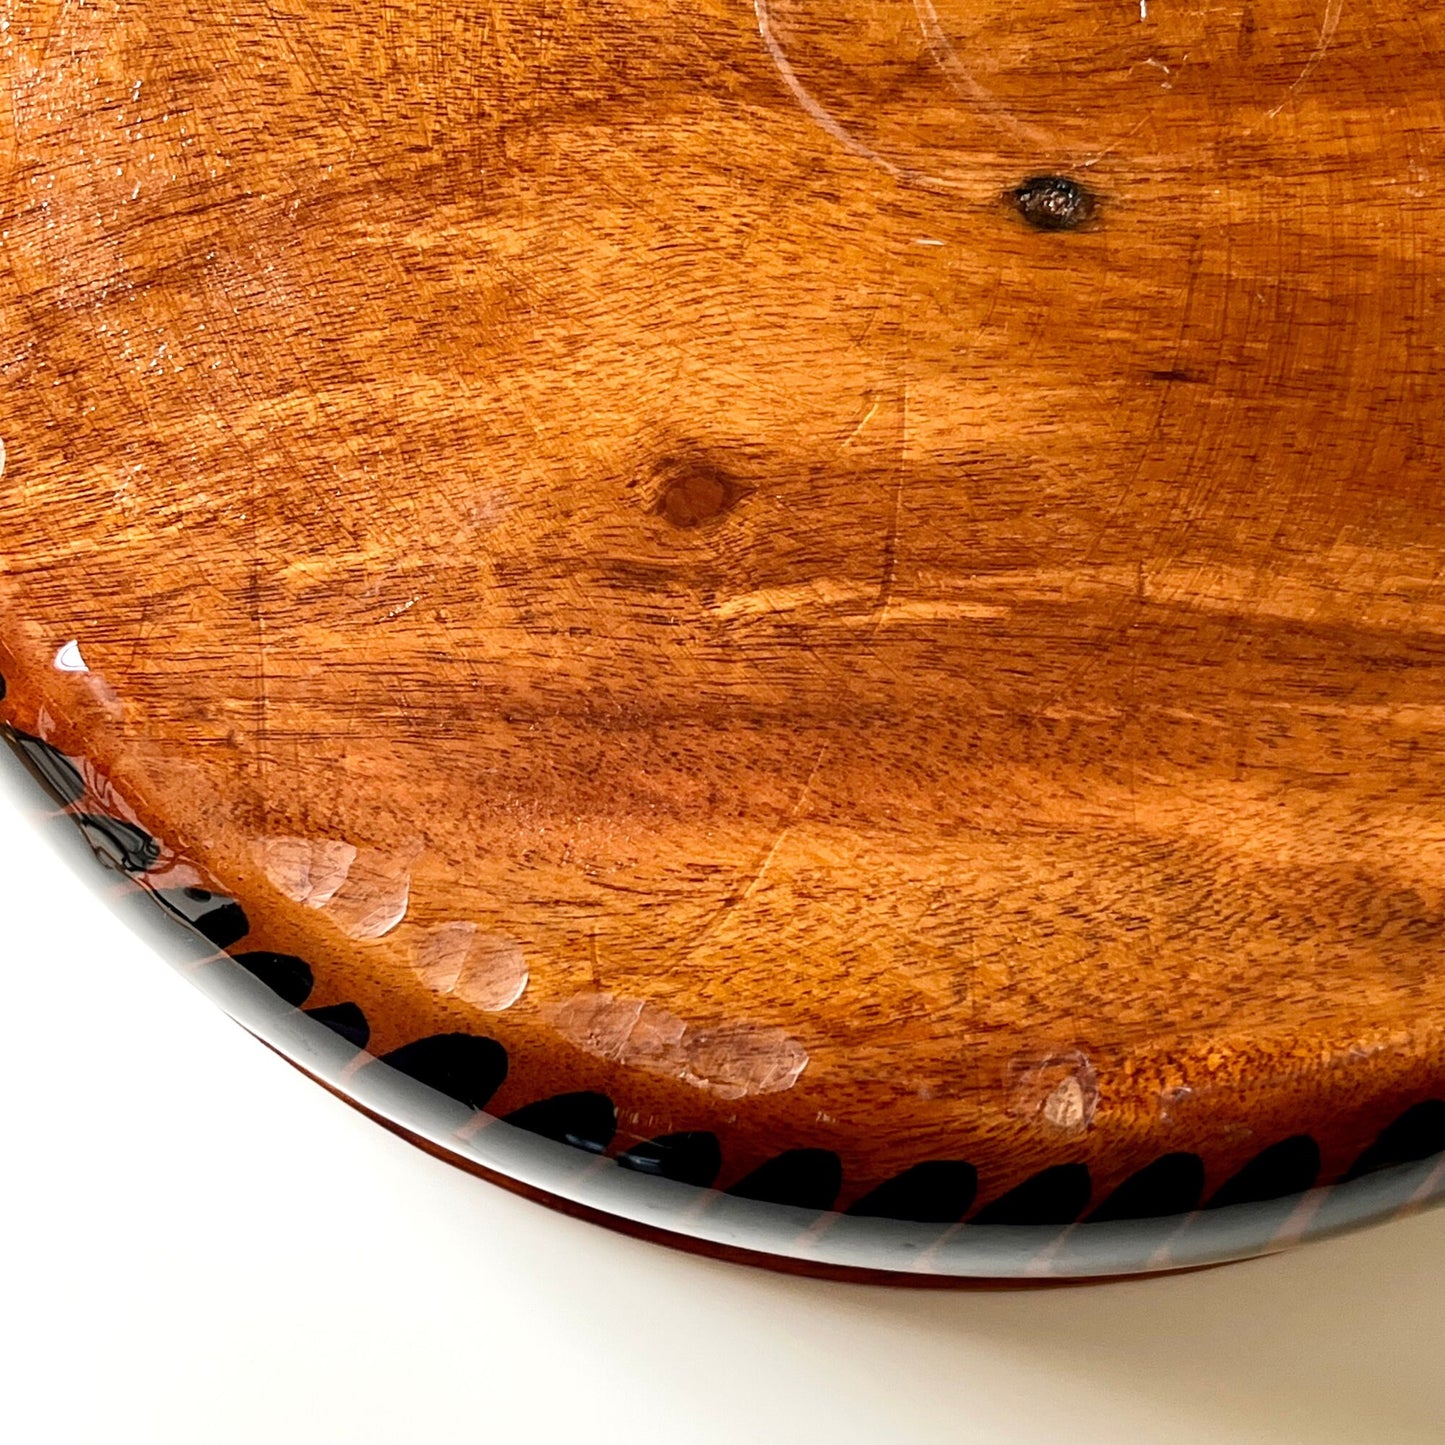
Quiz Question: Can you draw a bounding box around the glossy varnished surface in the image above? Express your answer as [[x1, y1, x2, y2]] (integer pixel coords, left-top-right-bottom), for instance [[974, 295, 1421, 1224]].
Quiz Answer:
[[3, 0, 1445, 1269]]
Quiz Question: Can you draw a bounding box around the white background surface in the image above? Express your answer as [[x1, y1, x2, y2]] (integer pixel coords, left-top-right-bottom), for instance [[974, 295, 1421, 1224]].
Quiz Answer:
[[3, 779, 1445, 1444]]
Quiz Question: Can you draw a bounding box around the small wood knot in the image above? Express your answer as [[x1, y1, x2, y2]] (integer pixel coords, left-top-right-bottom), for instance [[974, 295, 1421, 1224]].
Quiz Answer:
[[1009, 175, 1096, 232], [660, 472, 727, 527], [651, 458, 747, 529]]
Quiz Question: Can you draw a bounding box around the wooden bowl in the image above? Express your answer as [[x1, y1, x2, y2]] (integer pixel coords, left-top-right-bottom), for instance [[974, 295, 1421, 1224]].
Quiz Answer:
[[4, 0, 1445, 1278]]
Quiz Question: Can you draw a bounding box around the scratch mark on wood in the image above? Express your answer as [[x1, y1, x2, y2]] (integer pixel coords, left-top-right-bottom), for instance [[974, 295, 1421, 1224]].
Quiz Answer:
[[1264, 0, 1344, 119], [732, 739, 829, 915], [911, 0, 1057, 152], [754, 0, 901, 177], [838, 395, 880, 451]]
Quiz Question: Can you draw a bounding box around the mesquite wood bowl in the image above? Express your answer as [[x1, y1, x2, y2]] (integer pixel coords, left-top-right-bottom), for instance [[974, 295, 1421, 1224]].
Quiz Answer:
[[3, 0, 1445, 1279]]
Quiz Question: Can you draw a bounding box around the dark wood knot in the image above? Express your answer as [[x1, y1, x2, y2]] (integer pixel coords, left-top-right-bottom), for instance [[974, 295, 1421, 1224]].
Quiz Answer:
[[1009, 175, 1096, 232]]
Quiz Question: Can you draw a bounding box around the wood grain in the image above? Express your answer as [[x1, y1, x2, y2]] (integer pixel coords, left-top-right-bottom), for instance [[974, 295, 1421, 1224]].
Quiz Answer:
[[3, 0, 1445, 1213]]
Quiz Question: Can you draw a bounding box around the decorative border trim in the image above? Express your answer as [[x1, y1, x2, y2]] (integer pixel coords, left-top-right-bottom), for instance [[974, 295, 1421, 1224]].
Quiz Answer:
[[4, 713, 1444, 1278]]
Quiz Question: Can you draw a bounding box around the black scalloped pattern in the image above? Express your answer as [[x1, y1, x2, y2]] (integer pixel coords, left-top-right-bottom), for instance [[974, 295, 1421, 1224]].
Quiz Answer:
[[233, 951, 315, 1008], [846, 1160, 977, 1224], [1087, 1152, 1205, 1224], [9, 727, 84, 806], [504, 1092, 617, 1154], [726, 1148, 843, 1212], [1205, 1135, 1321, 1210], [972, 1163, 1092, 1227], [618, 1131, 723, 1187], [371, 1033, 509, 1112], [1346, 1100, 1445, 1181], [304, 1001, 371, 1050], [5, 705, 1442, 1236]]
